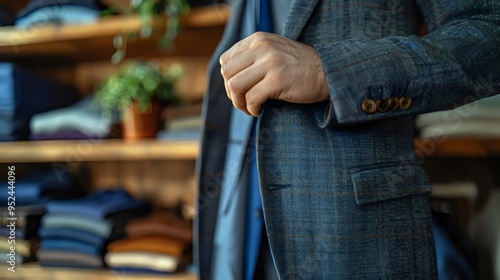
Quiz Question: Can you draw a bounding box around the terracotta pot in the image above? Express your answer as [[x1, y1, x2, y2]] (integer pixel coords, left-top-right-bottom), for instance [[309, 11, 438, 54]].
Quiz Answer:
[[122, 101, 162, 139]]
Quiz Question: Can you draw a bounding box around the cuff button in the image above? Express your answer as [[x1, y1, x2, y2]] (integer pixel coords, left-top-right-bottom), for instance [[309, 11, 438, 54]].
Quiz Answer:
[[388, 97, 400, 111], [361, 99, 377, 114], [399, 96, 412, 110], [376, 99, 389, 113]]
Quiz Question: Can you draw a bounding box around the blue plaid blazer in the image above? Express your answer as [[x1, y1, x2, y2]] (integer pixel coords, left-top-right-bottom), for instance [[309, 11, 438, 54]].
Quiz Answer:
[[196, 0, 500, 279]]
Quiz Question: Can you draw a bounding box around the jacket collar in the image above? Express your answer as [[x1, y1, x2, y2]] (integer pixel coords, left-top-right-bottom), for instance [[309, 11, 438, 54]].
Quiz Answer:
[[282, 0, 320, 40]]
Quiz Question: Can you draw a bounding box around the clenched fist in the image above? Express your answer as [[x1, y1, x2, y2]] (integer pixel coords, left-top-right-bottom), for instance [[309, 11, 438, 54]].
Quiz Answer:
[[219, 32, 330, 117]]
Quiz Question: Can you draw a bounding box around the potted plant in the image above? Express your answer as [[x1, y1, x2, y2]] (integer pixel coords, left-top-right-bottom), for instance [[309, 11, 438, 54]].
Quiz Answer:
[[95, 61, 183, 139]]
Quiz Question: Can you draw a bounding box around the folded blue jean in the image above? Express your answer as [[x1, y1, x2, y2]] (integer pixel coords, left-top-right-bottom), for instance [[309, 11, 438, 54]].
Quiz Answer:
[[0, 228, 25, 239], [0, 63, 14, 136], [41, 238, 101, 256], [10, 64, 78, 140], [40, 212, 141, 242], [0, 64, 14, 114], [39, 227, 105, 248], [42, 214, 112, 238], [37, 249, 103, 268], [0, 171, 79, 206], [1, 183, 39, 206], [46, 189, 146, 220]]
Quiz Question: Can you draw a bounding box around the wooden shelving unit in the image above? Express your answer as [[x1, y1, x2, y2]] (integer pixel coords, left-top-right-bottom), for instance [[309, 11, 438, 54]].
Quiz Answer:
[[0, 5, 230, 279], [0, 139, 199, 163], [0, 4, 231, 62], [0, 4, 227, 164], [415, 138, 500, 157]]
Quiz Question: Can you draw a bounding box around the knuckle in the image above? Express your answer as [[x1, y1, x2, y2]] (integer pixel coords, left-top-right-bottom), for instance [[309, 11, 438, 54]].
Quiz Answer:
[[257, 40, 271, 50], [253, 31, 265, 39], [262, 52, 283, 67], [251, 34, 272, 49], [245, 92, 255, 105], [219, 52, 228, 64], [220, 63, 228, 77], [227, 77, 241, 93]]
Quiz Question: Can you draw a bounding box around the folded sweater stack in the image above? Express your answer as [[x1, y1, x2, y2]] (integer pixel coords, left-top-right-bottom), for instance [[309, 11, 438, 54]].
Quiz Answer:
[[106, 208, 192, 274], [38, 189, 150, 268]]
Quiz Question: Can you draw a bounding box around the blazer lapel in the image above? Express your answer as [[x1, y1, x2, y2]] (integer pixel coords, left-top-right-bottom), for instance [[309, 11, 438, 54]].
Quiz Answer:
[[282, 0, 320, 40]]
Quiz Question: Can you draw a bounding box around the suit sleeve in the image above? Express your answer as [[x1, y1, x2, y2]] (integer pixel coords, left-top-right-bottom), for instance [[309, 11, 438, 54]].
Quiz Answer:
[[313, 0, 500, 127]]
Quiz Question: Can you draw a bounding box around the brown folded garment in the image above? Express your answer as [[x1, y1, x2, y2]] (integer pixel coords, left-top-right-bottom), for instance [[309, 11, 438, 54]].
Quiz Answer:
[[125, 209, 192, 242], [107, 235, 186, 258]]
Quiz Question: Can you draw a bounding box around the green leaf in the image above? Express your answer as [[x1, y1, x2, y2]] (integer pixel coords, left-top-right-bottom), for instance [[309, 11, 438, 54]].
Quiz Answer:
[[111, 50, 124, 64]]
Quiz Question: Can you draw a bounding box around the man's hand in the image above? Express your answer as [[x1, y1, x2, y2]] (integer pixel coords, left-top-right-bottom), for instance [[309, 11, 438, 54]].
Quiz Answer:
[[219, 32, 330, 117]]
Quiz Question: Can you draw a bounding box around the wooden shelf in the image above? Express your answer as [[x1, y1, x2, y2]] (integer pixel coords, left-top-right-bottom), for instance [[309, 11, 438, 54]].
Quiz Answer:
[[415, 138, 500, 157], [2, 264, 197, 280], [0, 139, 200, 163], [0, 5, 231, 62]]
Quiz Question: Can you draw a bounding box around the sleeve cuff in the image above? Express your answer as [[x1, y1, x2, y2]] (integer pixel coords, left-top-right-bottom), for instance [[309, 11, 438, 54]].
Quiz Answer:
[[314, 100, 337, 128]]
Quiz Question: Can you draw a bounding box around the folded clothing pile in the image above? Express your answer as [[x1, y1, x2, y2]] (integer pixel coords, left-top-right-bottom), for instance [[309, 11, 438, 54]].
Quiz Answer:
[[0, 170, 85, 207], [15, 0, 104, 28], [0, 63, 78, 141], [416, 95, 500, 138], [0, 64, 15, 139], [30, 95, 119, 140], [0, 170, 85, 265], [37, 189, 150, 268], [0, 206, 44, 264], [106, 208, 192, 274]]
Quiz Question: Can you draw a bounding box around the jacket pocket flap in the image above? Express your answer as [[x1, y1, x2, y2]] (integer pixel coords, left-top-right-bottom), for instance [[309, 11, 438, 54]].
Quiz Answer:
[[350, 163, 430, 206]]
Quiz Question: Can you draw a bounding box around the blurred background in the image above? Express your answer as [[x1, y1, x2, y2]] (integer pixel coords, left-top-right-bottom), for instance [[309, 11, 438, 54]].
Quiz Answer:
[[0, 1, 498, 279], [0, 0, 228, 279]]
